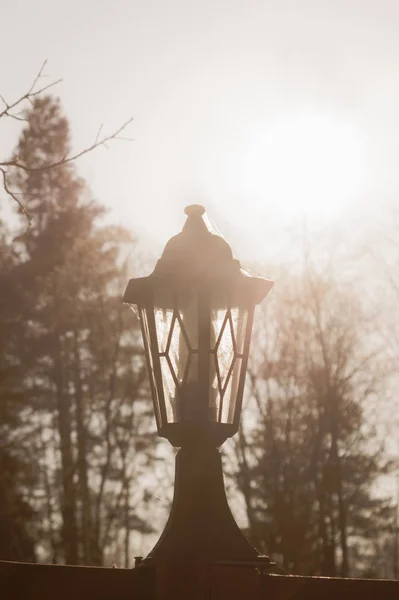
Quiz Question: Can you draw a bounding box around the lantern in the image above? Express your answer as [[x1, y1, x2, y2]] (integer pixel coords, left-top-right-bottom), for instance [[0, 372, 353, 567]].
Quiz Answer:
[[123, 205, 277, 565], [123, 205, 273, 448]]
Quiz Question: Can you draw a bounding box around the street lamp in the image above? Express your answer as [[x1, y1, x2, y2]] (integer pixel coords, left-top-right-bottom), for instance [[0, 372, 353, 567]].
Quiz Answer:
[[123, 205, 274, 565]]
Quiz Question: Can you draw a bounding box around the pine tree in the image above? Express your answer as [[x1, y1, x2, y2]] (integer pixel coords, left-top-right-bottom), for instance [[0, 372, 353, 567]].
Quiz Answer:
[[6, 96, 153, 565], [0, 221, 36, 561]]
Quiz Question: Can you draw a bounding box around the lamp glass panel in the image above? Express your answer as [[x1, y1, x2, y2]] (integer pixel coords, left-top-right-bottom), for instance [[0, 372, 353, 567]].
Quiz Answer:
[[153, 291, 201, 424], [155, 308, 173, 352], [230, 307, 248, 354], [144, 284, 250, 429], [159, 355, 177, 422], [210, 305, 248, 424], [139, 308, 162, 427], [220, 357, 242, 423]]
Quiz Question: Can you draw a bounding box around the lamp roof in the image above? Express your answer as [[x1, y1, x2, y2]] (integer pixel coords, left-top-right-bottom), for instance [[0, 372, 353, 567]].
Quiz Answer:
[[123, 205, 273, 306]]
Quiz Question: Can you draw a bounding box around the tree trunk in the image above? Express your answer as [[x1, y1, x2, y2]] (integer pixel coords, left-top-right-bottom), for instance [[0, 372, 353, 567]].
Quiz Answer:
[[54, 333, 79, 565], [124, 483, 130, 569], [335, 452, 349, 577], [39, 425, 59, 563], [73, 333, 94, 564], [330, 393, 349, 578]]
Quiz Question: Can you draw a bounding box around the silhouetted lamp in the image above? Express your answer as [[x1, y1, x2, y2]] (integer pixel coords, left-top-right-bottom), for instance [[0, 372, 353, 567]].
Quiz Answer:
[[123, 205, 274, 565]]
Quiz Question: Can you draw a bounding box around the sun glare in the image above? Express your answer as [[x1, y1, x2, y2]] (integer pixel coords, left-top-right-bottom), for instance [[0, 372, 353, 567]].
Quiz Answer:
[[241, 114, 364, 220]]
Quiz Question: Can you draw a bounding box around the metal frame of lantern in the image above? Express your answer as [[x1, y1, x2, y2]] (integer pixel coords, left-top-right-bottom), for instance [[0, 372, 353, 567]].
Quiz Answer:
[[123, 205, 278, 568], [131, 288, 258, 447]]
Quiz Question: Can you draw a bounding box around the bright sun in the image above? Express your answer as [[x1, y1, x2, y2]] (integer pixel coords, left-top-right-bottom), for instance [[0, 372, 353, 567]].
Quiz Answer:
[[240, 113, 364, 221]]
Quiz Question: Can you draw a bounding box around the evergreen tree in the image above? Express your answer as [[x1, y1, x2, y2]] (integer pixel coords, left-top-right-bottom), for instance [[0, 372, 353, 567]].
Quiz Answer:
[[5, 96, 154, 565], [0, 222, 36, 561]]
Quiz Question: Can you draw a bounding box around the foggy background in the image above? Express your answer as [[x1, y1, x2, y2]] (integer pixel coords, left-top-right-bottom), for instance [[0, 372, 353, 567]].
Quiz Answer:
[[2, 0, 399, 256], [1, 0, 399, 578]]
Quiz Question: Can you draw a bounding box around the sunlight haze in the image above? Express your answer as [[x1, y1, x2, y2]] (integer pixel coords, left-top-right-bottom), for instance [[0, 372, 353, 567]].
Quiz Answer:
[[1, 0, 399, 259], [2, 0, 399, 576]]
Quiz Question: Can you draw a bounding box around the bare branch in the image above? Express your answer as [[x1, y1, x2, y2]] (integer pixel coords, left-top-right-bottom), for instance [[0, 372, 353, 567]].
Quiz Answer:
[[0, 60, 62, 122], [0, 117, 134, 173], [28, 59, 48, 95], [5, 113, 27, 123], [0, 168, 33, 236], [30, 78, 63, 99], [1, 61, 133, 236], [95, 124, 104, 145]]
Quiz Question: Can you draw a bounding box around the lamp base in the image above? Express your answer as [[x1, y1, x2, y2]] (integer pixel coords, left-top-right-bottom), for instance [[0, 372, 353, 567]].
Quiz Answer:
[[141, 443, 281, 571]]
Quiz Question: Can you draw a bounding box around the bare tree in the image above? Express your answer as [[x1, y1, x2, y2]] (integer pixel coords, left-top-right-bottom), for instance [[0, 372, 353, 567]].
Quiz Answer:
[[0, 60, 132, 234], [227, 255, 393, 576]]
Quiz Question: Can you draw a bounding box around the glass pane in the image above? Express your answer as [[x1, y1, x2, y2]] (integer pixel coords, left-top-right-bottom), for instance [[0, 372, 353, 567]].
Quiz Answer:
[[167, 314, 189, 385], [179, 295, 198, 352], [220, 357, 242, 424], [230, 307, 248, 355], [154, 307, 173, 352], [183, 352, 198, 386], [209, 354, 220, 422], [160, 356, 177, 422], [140, 309, 161, 426], [211, 309, 227, 350], [215, 312, 235, 390], [165, 295, 198, 386]]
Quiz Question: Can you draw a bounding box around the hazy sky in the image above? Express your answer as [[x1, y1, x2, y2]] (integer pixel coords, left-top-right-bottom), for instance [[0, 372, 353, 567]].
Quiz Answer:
[[1, 0, 399, 260]]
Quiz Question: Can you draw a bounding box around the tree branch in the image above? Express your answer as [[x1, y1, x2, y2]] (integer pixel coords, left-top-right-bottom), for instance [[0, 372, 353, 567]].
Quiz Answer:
[[0, 60, 62, 122], [1, 61, 133, 235], [0, 117, 134, 173], [0, 168, 33, 237]]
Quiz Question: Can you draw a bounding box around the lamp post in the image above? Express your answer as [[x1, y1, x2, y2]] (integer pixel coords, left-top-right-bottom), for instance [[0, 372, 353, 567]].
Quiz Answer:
[[123, 205, 274, 567]]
